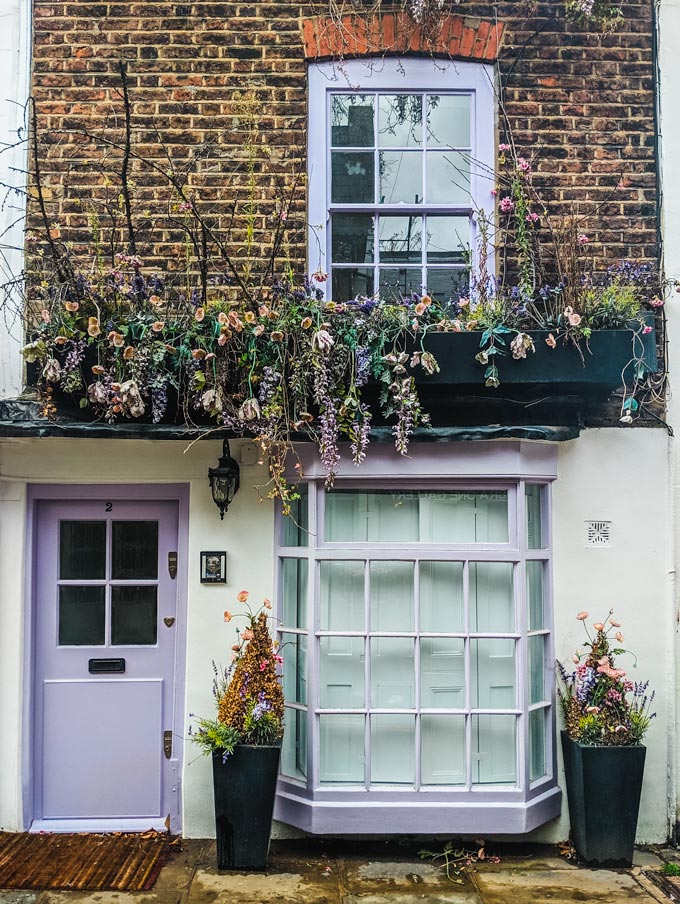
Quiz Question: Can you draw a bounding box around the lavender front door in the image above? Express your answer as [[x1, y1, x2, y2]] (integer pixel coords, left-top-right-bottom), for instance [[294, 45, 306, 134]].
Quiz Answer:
[[32, 498, 181, 832]]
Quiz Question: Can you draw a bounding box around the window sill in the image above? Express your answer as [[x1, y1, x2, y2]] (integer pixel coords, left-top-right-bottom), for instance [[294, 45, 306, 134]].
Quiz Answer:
[[274, 780, 562, 835]]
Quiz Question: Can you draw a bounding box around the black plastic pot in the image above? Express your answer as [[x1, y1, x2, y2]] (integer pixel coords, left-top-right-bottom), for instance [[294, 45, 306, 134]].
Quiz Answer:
[[561, 731, 646, 866], [211, 744, 281, 871]]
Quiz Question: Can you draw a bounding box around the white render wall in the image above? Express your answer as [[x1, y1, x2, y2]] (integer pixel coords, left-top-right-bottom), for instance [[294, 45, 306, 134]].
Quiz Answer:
[[0, 430, 672, 841], [0, 0, 30, 400], [657, 0, 680, 837]]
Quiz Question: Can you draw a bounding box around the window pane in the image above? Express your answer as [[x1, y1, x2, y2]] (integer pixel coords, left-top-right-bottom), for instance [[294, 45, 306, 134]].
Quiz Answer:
[[420, 561, 463, 633], [370, 638, 414, 708], [426, 151, 471, 205], [418, 491, 508, 543], [527, 561, 544, 631], [471, 639, 516, 709], [281, 632, 307, 705], [60, 521, 106, 580], [470, 562, 514, 633], [473, 714, 516, 785], [529, 634, 546, 704], [111, 586, 157, 645], [111, 521, 158, 580], [320, 636, 365, 708], [319, 560, 364, 631], [420, 638, 465, 708], [426, 95, 471, 148], [281, 558, 307, 630], [379, 268, 423, 299], [370, 561, 414, 632], [370, 714, 414, 785], [331, 94, 374, 147], [331, 152, 374, 203], [378, 94, 423, 147], [379, 151, 422, 204], [425, 216, 469, 263], [281, 707, 307, 781], [425, 269, 469, 305], [325, 491, 419, 542], [282, 486, 308, 547], [529, 708, 547, 781], [421, 715, 466, 785], [58, 586, 105, 646], [332, 267, 374, 302], [320, 714, 364, 784], [526, 484, 544, 549], [331, 214, 375, 263], [378, 216, 422, 263]]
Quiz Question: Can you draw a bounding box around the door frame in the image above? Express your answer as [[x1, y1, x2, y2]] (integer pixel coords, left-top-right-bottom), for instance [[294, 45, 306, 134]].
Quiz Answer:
[[23, 483, 190, 833]]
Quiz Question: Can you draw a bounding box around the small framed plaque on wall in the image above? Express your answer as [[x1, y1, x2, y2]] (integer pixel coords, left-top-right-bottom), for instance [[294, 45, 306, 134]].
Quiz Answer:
[[200, 551, 227, 583]]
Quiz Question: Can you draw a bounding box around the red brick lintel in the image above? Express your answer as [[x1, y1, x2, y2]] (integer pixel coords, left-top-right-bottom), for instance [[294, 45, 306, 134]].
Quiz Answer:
[[301, 13, 504, 63]]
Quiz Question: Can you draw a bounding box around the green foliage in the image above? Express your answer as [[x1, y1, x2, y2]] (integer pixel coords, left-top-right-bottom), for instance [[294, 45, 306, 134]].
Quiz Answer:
[[189, 715, 240, 757], [662, 862, 680, 877]]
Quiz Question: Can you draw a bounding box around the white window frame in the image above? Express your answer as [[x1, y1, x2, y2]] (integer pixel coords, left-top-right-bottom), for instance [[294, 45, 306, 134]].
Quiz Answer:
[[307, 58, 496, 297]]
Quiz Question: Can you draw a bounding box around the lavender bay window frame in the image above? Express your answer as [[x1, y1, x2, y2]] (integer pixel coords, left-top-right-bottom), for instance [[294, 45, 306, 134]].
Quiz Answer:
[[273, 442, 561, 835]]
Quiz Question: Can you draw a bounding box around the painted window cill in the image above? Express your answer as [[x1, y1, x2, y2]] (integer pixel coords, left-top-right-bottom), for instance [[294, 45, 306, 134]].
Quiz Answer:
[[307, 58, 496, 305], [274, 443, 560, 836]]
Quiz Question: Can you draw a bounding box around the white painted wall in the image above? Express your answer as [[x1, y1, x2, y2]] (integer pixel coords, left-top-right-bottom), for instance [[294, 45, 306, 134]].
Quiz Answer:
[[656, 0, 680, 837], [0, 0, 30, 399], [0, 430, 672, 842]]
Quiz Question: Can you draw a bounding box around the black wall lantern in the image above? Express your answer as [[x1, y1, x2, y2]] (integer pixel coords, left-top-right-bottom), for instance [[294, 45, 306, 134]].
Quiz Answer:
[[208, 439, 240, 519]]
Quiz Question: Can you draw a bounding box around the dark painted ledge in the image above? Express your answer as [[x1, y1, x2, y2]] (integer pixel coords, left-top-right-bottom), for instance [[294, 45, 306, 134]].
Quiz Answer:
[[0, 397, 580, 443]]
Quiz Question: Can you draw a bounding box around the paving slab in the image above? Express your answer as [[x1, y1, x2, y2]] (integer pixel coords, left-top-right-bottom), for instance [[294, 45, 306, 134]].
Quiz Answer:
[[342, 895, 479, 904], [473, 868, 656, 904]]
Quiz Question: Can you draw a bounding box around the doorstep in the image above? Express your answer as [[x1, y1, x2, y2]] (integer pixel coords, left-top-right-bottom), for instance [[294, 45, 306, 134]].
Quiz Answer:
[[0, 840, 668, 904]]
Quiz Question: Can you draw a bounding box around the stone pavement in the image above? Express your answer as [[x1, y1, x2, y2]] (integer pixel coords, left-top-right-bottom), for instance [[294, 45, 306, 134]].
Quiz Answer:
[[0, 840, 676, 904]]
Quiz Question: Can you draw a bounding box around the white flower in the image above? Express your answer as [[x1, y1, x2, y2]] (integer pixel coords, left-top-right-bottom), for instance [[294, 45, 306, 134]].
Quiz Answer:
[[313, 329, 334, 352], [510, 332, 535, 360], [87, 382, 108, 405], [202, 388, 223, 413], [42, 358, 62, 383], [239, 398, 261, 421], [119, 380, 145, 417]]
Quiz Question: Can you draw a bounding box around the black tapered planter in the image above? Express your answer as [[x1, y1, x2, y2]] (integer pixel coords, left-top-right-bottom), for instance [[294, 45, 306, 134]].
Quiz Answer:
[[211, 744, 281, 871], [561, 732, 646, 866]]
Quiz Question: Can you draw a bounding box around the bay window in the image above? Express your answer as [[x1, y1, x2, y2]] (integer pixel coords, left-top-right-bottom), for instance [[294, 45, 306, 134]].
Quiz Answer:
[[274, 444, 561, 835]]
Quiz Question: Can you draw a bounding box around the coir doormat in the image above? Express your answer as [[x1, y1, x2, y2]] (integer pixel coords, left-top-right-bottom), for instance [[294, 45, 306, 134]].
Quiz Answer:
[[0, 830, 179, 890]]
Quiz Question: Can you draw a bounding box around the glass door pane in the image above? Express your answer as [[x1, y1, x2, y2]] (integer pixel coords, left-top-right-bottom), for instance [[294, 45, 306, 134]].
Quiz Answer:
[[320, 714, 364, 784], [370, 714, 414, 785]]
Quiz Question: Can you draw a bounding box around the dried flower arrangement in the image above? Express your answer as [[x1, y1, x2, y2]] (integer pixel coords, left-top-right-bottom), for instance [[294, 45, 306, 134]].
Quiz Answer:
[[189, 592, 284, 761], [557, 610, 655, 746]]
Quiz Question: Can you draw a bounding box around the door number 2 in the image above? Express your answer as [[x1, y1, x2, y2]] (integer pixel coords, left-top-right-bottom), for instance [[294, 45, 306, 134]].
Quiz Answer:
[[105, 502, 113, 512]]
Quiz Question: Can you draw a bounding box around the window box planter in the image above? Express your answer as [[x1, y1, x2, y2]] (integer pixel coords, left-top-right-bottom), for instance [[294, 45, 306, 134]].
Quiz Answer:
[[561, 732, 646, 866]]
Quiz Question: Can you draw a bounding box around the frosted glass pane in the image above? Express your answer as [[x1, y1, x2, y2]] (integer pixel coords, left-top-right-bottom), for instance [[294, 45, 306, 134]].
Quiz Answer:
[[370, 638, 414, 708], [319, 560, 364, 631], [281, 707, 307, 781], [378, 216, 422, 263], [470, 562, 514, 633], [527, 561, 544, 631], [420, 638, 465, 708], [112, 521, 158, 579], [325, 491, 419, 542], [60, 521, 106, 580], [529, 634, 545, 704], [378, 95, 423, 147], [420, 562, 464, 633], [529, 708, 547, 781], [332, 214, 375, 263], [58, 586, 105, 646], [426, 151, 470, 205], [526, 484, 544, 549], [471, 639, 516, 709], [282, 486, 308, 546], [281, 632, 307, 705], [320, 636, 365, 709], [320, 714, 364, 784], [331, 152, 375, 203], [421, 715, 466, 785], [418, 492, 508, 543], [473, 715, 516, 785], [426, 95, 471, 148], [379, 152, 422, 205], [331, 94, 374, 147], [370, 714, 414, 785], [281, 558, 307, 629], [370, 561, 413, 632]]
